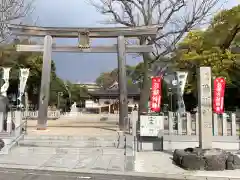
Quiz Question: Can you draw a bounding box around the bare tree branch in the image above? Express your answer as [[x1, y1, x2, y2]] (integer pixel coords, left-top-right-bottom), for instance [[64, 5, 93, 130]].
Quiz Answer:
[[0, 0, 34, 44], [90, 0, 223, 64]]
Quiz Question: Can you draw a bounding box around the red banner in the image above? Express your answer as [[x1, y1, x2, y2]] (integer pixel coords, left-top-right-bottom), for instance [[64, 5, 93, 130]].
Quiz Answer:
[[213, 77, 226, 114], [150, 77, 162, 112]]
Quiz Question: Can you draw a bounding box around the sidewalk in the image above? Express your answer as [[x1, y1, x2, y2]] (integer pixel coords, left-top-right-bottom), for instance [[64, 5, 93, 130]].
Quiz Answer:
[[0, 147, 240, 179]]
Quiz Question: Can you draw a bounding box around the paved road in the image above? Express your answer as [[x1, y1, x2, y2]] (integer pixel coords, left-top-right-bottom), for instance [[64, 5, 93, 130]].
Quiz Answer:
[[0, 168, 178, 180]]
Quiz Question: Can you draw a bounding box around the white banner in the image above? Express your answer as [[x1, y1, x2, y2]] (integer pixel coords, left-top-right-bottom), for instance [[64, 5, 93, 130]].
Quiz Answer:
[[18, 68, 30, 106], [1, 67, 11, 97], [19, 68, 29, 94], [176, 71, 188, 95], [2, 67, 11, 80], [176, 71, 188, 113]]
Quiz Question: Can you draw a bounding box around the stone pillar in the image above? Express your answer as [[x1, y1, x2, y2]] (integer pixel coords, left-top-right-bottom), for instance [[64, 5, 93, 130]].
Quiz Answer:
[[168, 112, 174, 135], [25, 92, 29, 119], [186, 112, 192, 135], [0, 112, 4, 132], [231, 113, 236, 136], [222, 113, 228, 136], [131, 111, 138, 137], [14, 111, 22, 137], [37, 35, 53, 130], [7, 112, 12, 133], [195, 113, 199, 135], [131, 111, 138, 153], [213, 113, 218, 136], [177, 113, 182, 135], [117, 35, 128, 131], [198, 67, 213, 149]]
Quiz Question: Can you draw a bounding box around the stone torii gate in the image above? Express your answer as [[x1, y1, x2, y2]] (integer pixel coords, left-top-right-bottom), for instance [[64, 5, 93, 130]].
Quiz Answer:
[[9, 24, 158, 130]]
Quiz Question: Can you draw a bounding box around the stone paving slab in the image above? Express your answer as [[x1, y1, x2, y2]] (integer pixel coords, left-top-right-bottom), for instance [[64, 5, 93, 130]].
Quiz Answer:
[[2, 146, 240, 179], [27, 118, 118, 127], [26, 127, 118, 136], [0, 146, 126, 171]]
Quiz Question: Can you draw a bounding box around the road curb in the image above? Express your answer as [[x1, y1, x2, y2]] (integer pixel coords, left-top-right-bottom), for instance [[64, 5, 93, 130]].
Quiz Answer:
[[0, 165, 239, 180]]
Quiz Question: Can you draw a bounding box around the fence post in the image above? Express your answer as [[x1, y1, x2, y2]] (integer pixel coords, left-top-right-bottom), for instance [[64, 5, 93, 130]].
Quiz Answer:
[[168, 112, 174, 135], [131, 111, 138, 153], [231, 113, 236, 136], [0, 112, 4, 132], [213, 113, 218, 136], [195, 113, 199, 135], [33, 111, 37, 118], [15, 111, 22, 137], [47, 111, 50, 119], [222, 113, 228, 136], [186, 112, 192, 135], [177, 113, 182, 135], [7, 112, 12, 133], [131, 111, 138, 137], [57, 110, 61, 118]]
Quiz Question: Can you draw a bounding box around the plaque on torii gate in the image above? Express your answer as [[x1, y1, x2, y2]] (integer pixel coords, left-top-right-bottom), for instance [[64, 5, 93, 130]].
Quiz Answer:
[[9, 24, 158, 130]]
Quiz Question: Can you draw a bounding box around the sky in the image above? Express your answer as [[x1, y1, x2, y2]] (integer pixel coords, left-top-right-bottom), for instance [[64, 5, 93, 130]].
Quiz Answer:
[[30, 0, 239, 83]]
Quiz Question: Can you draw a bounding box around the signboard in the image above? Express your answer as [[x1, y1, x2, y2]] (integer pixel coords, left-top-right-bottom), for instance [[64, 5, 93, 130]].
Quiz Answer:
[[213, 77, 226, 114], [150, 77, 162, 112], [140, 115, 164, 137]]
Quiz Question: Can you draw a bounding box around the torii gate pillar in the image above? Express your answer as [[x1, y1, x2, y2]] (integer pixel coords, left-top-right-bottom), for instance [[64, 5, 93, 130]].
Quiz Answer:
[[37, 35, 53, 130], [117, 36, 128, 131]]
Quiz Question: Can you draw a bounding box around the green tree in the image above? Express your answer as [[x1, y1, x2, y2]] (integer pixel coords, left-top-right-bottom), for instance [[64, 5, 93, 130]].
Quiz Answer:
[[95, 72, 114, 88], [69, 83, 88, 104], [175, 30, 237, 93], [173, 5, 240, 110], [49, 76, 67, 106], [95, 65, 136, 88], [204, 5, 240, 49], [0, 40, 68, 107]]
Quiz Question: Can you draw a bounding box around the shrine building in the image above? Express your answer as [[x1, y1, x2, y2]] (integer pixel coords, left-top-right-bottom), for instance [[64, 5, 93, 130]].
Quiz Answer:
[[86, 81, 140, 113]]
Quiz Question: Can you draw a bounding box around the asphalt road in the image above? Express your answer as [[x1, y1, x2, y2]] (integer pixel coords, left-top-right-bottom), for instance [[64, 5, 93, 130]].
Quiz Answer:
[[0, 168, 179, 180]]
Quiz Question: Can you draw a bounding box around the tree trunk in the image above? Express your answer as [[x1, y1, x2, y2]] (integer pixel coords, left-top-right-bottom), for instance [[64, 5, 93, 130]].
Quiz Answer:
[[139, 53, 151, 114]]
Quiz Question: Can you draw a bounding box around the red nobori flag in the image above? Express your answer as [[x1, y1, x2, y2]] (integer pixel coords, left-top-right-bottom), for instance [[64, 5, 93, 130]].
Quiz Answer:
[[150, 77, 162, 112], [213, 77, 226, 114]]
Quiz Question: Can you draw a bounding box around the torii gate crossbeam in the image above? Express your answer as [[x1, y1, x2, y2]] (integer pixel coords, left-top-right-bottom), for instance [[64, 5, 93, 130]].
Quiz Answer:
[[9, 24, 158, 131]]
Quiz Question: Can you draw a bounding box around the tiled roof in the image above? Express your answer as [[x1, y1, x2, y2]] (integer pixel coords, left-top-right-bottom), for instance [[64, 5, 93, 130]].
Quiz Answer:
[[89, 84, 140, 97]]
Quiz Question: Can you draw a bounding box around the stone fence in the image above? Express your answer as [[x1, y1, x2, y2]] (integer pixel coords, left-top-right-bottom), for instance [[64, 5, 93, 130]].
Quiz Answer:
[[133, 111, 240, 151], [21, 111, 120, 120], [163, 112, 238, 136], [22, 111, 61, 120]]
